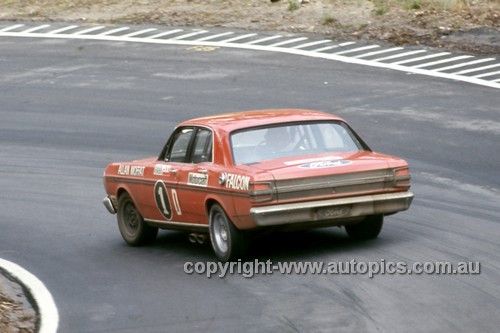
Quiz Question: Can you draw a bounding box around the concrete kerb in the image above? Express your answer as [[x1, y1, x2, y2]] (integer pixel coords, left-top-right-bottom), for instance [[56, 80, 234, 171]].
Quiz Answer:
[[0, 258, 59, 333]]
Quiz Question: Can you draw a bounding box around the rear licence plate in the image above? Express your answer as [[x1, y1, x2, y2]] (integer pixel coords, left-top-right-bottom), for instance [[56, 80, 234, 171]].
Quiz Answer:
[[317, 205, 351, 219]]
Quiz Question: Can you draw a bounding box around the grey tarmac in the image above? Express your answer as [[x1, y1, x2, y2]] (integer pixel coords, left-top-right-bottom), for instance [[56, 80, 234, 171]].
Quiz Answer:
[[0, 31, 499, 332]]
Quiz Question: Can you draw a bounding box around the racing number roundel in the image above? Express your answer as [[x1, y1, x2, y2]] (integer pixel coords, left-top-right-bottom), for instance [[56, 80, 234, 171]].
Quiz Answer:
[[154, 180, 172, 220]]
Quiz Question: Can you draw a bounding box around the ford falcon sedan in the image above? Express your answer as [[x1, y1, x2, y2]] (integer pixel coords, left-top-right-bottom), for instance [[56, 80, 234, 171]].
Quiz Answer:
[[103, 109, 413, 261]]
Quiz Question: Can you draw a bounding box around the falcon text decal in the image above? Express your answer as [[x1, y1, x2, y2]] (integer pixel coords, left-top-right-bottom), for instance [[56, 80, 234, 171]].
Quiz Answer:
[[226, 173, 250, 191]]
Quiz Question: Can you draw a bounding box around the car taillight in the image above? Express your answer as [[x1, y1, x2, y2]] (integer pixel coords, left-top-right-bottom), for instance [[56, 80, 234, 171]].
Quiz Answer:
[[248, 182, 274, 202], [393, 167, 411, 190]]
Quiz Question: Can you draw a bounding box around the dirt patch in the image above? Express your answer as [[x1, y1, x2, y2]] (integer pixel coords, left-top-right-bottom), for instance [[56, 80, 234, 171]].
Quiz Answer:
[[0, 0, 499, 54], [0, 272, 37, 333]]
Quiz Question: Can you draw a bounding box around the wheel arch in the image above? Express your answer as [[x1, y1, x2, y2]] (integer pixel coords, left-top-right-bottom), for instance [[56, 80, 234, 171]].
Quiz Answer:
[[205, 196, 231, 219], [204, 195, 246, 230], [205, 197, 221, 217], [117, 187, 128, 199], [116, 186, 147, 217]]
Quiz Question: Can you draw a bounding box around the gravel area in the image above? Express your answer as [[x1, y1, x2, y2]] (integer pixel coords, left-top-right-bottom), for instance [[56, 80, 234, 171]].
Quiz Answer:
[[0, 0, 499, 54], [0, 271, 37, 333]]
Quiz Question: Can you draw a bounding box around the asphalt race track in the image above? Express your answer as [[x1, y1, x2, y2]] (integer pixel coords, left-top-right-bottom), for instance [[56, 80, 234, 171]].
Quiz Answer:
[[1, 35, 499, 332]]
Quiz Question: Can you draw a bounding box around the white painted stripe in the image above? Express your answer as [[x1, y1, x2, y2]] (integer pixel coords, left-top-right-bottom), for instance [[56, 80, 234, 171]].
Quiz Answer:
[[0, 24, 25, 32], [391, 52, 450, 65], [148, 29, 184, 39], [493, 78, 500, 83], [1, 30, 498, 89], [73, 26, 106, 35], [123, 28, 157, 37], [311, 45, 339, 52], [371, 50, 427, 62], [171, 189, 182, 215], [433, 58, 495, 72], [412, 55, 474, 69], [98, 27, 130, 36], [353, 47, 404, 59], [219, 33, 257, 43], [245, 35, 282, 45], [472, 70, 500, 79], [291, 40, 330, 49], [339, 42, 356, 46], [0, 258, 59, 333], [22, 25, 51, 33], [268, 37, 308, 47], [47, 25, 79, 34], [452, 63, 500, 75], [333, 45, 380, 55], [170, 30, 208, 40], [195, 31, 234, 41]]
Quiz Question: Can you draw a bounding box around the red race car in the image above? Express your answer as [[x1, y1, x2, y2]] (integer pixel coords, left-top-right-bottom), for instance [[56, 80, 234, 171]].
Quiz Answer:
[[103, 109, 413, 261]]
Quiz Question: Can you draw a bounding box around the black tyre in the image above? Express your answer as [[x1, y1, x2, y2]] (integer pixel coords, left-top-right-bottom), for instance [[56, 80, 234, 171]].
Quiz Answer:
[[117, 192, 158, 246], [209, 204, 249, 262], [345, 215, 384, 240]]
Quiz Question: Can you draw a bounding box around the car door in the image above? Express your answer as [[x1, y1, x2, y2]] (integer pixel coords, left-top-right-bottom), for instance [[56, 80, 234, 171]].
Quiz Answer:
[[174, 127, 214, 224], [143, 127, 195, 222]]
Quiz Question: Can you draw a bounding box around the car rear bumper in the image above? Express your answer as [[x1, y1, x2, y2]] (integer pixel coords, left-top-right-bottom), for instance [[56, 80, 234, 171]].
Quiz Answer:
[[249, 191, 413, 227]]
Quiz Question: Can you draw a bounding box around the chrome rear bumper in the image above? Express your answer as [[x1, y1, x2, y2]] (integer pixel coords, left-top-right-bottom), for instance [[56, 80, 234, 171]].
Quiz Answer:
[[249, 192, 413, 227]]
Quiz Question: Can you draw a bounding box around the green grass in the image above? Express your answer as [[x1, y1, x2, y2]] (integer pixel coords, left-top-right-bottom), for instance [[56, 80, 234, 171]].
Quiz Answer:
[[405, 0, 422, 9], [322, 13, 337, 25], [373, 0, 388, 15], [288, 0, 300, 11]]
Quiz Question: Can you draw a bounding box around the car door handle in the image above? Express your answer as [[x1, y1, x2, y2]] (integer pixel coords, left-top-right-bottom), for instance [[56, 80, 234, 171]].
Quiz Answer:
[[198, 169, 208, 174]]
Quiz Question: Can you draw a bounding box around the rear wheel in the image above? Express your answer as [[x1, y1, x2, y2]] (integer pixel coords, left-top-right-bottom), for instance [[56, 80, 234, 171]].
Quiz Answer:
[[117, 193, 158, 246], [345, 215, 383, 240], [209, 204, 249, 262]]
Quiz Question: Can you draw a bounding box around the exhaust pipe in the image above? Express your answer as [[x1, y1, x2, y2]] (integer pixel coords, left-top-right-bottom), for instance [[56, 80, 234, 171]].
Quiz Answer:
[[188, 233, 198, 244], [196, 234, 207, 244], [188, 233, 207, 244]]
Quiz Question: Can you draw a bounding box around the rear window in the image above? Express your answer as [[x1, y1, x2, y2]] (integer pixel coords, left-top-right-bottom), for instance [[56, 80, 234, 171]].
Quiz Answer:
[[230, 121, 363, 164]]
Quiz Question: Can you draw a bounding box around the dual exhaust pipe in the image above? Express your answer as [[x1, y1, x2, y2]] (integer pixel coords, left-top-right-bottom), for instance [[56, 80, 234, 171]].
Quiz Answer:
[[188, 233, 207, 244]]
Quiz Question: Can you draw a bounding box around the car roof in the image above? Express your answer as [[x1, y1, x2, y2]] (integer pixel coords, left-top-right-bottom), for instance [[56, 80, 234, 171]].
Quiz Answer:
[[179, 109, 345, 132]]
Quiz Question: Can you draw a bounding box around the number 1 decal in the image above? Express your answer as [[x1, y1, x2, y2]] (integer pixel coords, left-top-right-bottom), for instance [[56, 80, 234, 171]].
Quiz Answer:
[[171, 189, 182, 216], [154, 180, 172, 220]]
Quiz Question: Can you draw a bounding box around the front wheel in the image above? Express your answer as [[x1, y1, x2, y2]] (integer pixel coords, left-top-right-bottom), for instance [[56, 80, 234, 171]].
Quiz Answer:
[[345, 215, 383, 240], [117, 192, 158, 246], [209, 204, 249, 262]]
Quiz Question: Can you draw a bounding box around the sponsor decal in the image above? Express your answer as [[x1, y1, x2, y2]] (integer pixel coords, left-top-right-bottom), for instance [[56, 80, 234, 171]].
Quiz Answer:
[[284, 156, 343, 166], [118, 164, 145, 176], [188, 173, 209, 187], [299, 160, 352, 169], [226, 173, 250, 191], [154, 164, 172, 175]]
